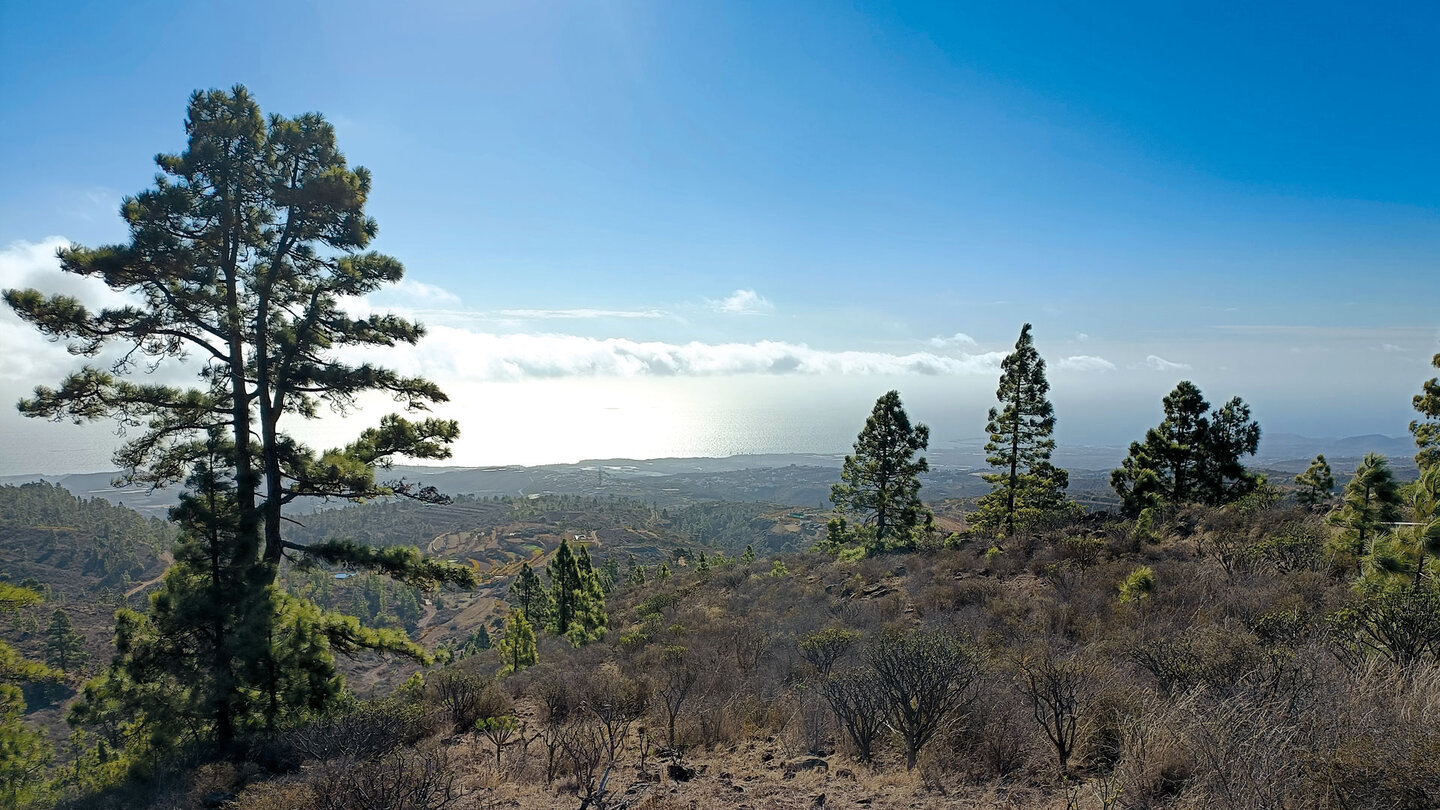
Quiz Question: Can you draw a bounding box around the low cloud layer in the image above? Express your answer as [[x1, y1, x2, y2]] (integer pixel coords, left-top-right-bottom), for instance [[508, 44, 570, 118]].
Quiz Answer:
[[373, 327, 1011, 381]]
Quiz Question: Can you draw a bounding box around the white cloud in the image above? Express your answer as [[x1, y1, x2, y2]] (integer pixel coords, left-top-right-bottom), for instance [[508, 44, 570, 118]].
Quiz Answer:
[[712, 289, 773, 315], [1380, 343, 1407, 353], [929, 332, 977, 348], [390, 278, 461, 305], [356, 327, 1008, 381], [1056, 355, 1116, 372], [1075, 332, 1090, 342], [1144, 354, 1191, 372], [499, 308, 666, 320]]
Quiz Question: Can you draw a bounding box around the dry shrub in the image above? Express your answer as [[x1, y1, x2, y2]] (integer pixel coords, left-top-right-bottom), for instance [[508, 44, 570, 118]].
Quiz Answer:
[[265, 698, 441, 767], [307, 745, 467, 810], [426, 668, 510, 732]]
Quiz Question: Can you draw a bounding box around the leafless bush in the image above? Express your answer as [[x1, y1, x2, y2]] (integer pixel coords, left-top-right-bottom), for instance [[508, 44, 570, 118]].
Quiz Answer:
[[273, 699, 439, 765], [647, 645, 698, 750], [426, 668, 510, 732], [307, 745, 466, 810], [1015, 644, 1097, 777], [557, 718, 607, 800], [968, 681, 1031, 779], [581, 662, 647, 762], [819, 667, 886, 763], [868, 627, 983, 769]]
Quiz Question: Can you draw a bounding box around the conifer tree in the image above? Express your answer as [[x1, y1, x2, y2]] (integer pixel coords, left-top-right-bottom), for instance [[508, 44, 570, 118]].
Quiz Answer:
[[0, 584, 59, 806], [546, 539, 606, 644], [496, 609, 538, 676], [547, 540, 581, 638], [44, 608, 87, 673], [1414, 353, 1440, 473], [570, 545, 608, 644], [741, 544, 756, 564], [830, 391, 930, 554], [1295, 454, 1336, 509], [1330, 453, 1404, 564], [3, 87, 474, 751], [971, 324, 1074, 536], [509, 563, 551, 629], [1110, 381, 1261, 514]]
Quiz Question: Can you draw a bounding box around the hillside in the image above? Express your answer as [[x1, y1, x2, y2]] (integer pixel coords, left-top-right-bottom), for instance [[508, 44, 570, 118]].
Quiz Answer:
[[67, 496, 1439, 810]]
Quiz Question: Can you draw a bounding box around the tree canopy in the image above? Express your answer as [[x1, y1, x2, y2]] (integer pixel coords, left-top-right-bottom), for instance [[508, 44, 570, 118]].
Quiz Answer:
[[971, 324, 1076, 536], [1414, 353, 1440, 474], [1295, 454, 1336, 509], [830, 391, 930, 554], [3, 86, 474, 753], [1109, 381, 1261, 515]]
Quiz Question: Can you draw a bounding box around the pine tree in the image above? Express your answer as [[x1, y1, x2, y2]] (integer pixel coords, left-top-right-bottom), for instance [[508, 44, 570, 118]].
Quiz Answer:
[[741, 544, 756, 564], [971, 324, 1074, 536], [1414, 353, 1440, 474], [0, 584, 59, 806], [4, 87, 474, 751], [1295, 454, 1336, 509], [1330, 453, 1404, 565], [509, 563, 551, 629], [44, 608, 87, 672], [547, 540, 581, 638], [569, 545, 608, 645], [1110, 381, 1261, 515], [496, 609, 537, 676], [830, 391, 930, 554]]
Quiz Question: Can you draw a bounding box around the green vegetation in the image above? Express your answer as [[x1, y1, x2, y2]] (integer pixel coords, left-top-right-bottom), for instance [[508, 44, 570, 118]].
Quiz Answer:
[[1330, 453, 1404, 568], [0, 482, 172, 588], [42, 611, 86, 674], [1110, 381, 1262, 514], [1414, 353, 1440, 473], [828, 391, 931, 555], [971, 323, 1077, 536], [4, 86, 1440, 810], [3, 86, 472, 768], [495, 609, 537, 675], [545, 539, 607, 645], [0, 584, 60, 809], [1295, 453, 1337, 508]]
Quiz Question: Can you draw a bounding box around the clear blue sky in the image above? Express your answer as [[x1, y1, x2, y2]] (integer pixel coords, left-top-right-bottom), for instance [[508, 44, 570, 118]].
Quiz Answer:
[[1, 1, 1437, 470]]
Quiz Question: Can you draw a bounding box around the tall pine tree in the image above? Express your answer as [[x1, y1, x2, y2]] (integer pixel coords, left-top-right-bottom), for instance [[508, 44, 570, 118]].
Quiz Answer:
[[509, 563, 551, 629], [830, 391, 930, 555], [971, 324, 1074, 536], [4, 87, 473, 752], [546, 539, 605, 645]]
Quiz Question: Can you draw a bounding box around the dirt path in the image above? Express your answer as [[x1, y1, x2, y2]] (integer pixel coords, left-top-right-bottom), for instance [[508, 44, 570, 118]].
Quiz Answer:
[[124, 551, 173, 597]]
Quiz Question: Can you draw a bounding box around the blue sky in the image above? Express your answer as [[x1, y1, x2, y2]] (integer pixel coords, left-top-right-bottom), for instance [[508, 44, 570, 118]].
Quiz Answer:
[[1, 1, 1437, 470]]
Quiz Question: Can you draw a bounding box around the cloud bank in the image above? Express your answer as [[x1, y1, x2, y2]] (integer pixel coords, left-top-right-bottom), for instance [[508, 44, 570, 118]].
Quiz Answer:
[[369, 328, 1011, 381]]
